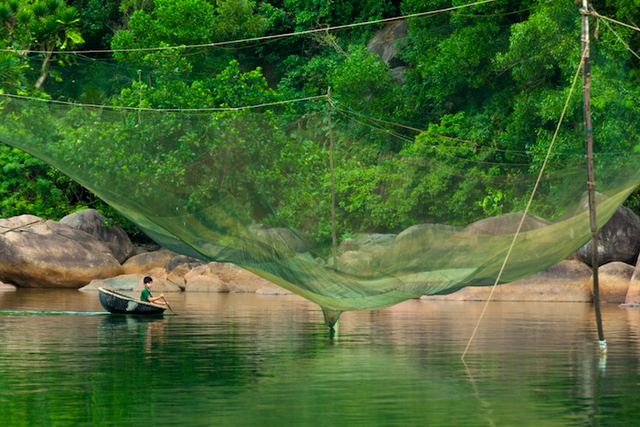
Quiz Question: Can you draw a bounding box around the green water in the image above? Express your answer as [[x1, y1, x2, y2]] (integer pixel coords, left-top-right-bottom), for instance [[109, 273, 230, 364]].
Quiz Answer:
[[0, 289, 638, 426]]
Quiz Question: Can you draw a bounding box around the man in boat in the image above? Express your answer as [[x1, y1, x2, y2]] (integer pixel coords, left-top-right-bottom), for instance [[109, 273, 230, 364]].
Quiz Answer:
[[140, 276, 166, 305]]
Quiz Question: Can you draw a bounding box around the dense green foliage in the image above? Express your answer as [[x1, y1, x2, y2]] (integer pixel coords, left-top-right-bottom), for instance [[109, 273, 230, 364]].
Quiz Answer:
[[1, 0, 639, 244]]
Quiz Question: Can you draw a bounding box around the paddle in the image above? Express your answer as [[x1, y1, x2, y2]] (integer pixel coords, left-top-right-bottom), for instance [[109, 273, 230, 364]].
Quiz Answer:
[[162, 296, 175, 314]]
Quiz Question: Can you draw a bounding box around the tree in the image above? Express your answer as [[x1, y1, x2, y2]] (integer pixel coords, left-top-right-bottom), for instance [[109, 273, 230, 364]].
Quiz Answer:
[[0, 0, 84, 91], [111, 0, 269, 79]]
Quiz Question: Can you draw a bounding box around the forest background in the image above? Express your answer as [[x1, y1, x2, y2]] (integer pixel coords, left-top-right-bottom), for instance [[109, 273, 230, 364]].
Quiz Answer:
[[0, 0, 639, 245]]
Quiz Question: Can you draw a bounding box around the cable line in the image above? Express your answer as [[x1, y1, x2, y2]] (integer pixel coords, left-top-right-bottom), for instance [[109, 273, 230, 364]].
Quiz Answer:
[[0, 0, 499, 55], [0, 92, 327, 112], [592, 7, 640, 60], [586, 10, 640, 33]]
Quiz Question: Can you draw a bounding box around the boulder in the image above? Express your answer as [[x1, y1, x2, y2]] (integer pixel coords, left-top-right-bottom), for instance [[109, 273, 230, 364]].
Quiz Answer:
[[464, 211, 552, 234], [60, 209, 134, 264], [132, 276, 181, 293], [578, 206, 640, 266], [165, 255, 205, 271], [81, 274, 146, 291], [354, 233, 397, 250], [334, 251, 374, 276], [0, 215, 123, 288], [141, 265, 187, 290], [165, 255, 206, 290], [0, 281, 16, 291], [626, 256, 640, 304], [349, 233, 397, 266], [337, 238, 358, 255], [122, 249, 179, 274], [256, 284, 293, 295], [390, 65, 408, 83], [184, 275, 229, 293], [330, 234, 397, 271], [396, 223, 462, 244], [557, 190, 609, 220], [131, 244, 162, 257], [146, 267, 168, 280], [184, 262, 277, 293], [421, 260, 593, 302], [388, 224, 466, 270], [247, 224, 310, 256], [366, 20, 408, 67], [624, 284, 640, 305], [592, 261, 634, 303]]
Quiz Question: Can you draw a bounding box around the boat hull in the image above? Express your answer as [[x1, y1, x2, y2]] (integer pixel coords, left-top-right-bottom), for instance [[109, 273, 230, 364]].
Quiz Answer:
[[98, 287, 166, 315]]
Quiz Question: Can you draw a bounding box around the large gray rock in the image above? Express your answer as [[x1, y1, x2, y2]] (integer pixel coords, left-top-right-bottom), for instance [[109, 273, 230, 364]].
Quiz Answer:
[[366, 20, 408, 66], [578, 206, 640, 266], [464, 211, 552, 234], [0, 215, 123, 288], [337, 238, 358, 255], [132, 276, 182, 293], [165, 255, 205, 272], [627, 255, 640, 304], [421, 260, 593, 302], [357, 233, 396, 257], [396, 223, 462, 244], [82, 273, 180, 293], [81, 274, 145, 291], [184, 262, 276, 293], [592, 261, 634, 303], [60, 209, 134, 263], [335, 250, 374, 276], [122, 249, 179, 274], [164, 255, 206, 289], [366, 21, 409, 83], [332, 233, 396, 270], [185, 275, 229, 293], [247, 224, 310, 256], [0, 281, 16, 291]]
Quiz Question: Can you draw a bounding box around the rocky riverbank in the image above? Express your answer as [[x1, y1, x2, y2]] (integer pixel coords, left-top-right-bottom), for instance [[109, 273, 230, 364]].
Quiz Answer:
[[2, 208, 640, 305]]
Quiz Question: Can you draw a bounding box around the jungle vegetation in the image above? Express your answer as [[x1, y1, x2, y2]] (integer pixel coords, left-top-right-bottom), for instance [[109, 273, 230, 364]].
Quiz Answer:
[[0, 0, 639, 243]]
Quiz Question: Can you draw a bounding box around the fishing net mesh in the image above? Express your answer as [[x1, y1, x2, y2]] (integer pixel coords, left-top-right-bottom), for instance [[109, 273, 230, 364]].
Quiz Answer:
[[1, 12, 639, 326]]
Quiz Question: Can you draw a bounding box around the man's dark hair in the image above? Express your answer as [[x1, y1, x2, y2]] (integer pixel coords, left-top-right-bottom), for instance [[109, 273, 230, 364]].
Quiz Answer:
[[143, 276, 153, 284]]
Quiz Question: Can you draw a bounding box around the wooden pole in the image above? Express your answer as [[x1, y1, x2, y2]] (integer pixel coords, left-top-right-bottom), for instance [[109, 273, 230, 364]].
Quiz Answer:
[[327, 87, 337, 267], [581, 0, 606, 349]]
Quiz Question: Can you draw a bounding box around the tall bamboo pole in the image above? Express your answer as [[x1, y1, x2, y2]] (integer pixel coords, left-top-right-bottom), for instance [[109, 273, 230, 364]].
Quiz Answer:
[[581, 0, 606, 349], [327, 87, 337, 267]]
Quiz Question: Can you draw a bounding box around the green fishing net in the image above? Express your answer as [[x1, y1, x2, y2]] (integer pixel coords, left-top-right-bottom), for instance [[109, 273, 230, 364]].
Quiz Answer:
[[1, 11, 639, 327]]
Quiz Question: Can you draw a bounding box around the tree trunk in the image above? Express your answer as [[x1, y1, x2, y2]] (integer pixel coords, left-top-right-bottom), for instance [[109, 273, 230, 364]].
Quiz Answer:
[[34, 51, 53, 90]]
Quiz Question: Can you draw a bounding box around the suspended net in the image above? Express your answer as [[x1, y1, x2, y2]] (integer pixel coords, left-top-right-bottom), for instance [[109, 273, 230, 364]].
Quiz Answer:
[[0, 7, 639, 326]]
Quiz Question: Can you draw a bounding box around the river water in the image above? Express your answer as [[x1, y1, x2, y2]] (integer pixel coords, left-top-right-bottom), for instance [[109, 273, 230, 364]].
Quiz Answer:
[[0, 289, 638, 426]]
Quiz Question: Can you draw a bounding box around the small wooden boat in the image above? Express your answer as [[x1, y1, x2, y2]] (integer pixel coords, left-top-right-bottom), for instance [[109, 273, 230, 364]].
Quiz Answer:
[[98, 287, 166, 315]]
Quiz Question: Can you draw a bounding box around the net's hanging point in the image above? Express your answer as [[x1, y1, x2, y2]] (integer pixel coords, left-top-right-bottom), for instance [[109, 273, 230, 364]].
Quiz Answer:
[[321, 306, 342, 331]]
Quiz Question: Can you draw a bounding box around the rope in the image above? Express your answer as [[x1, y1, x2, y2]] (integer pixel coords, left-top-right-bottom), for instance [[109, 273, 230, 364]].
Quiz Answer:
[[0, 0, 499, 55], [593, 8, 640, 61], [0, 92, 327, 112], [461, 49, 586, 361], [585, 10, 640, 33]]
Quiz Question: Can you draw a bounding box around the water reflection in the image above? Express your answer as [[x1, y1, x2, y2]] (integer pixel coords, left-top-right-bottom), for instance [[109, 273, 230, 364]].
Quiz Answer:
[[98, 315, 166, 354], [0, 290, 639, 426]]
